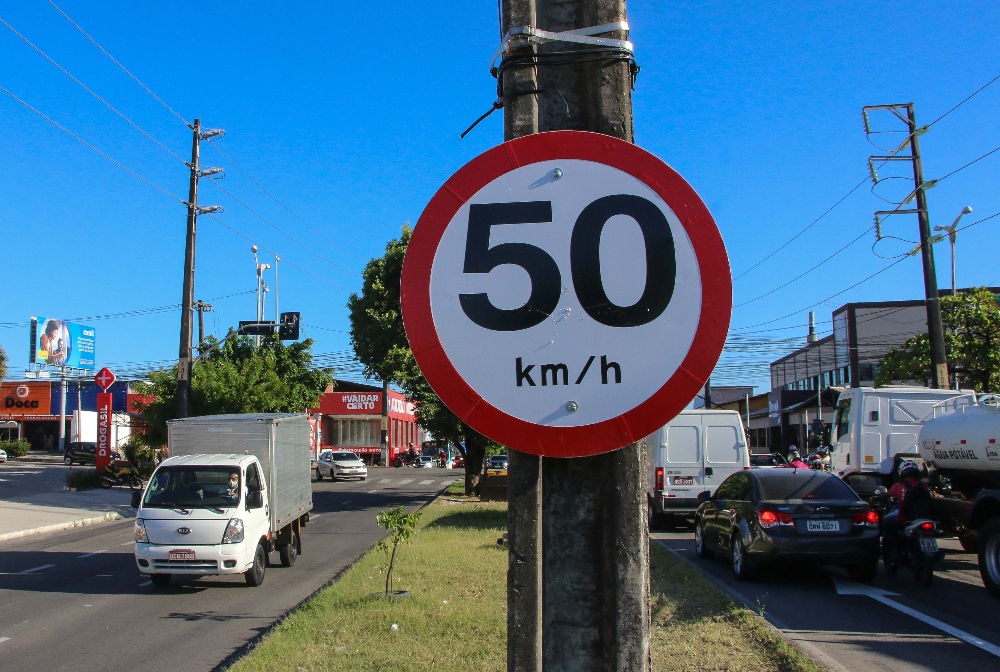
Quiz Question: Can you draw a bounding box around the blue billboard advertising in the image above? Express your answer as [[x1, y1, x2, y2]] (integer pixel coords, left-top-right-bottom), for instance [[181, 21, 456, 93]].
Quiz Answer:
[[32, 318, 96, 370]]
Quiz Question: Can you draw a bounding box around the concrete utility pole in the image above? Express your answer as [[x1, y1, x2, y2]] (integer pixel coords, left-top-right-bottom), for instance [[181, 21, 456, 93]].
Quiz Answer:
[[906, 104, 950, 390], [500, 1, 649, 670], [176, 119, 224, 418]]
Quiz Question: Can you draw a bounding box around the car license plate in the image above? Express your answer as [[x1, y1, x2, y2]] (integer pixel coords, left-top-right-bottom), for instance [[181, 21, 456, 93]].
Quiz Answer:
[[920, 538, 939, 554], [168, 550, 196, 561], [674, 477, 694, 485], [806, 520, 839, 532]]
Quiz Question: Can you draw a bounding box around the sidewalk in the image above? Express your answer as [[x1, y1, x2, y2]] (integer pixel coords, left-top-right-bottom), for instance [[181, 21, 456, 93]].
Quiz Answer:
[[0, 487, 135, 542], [13, 450, 66, 465]]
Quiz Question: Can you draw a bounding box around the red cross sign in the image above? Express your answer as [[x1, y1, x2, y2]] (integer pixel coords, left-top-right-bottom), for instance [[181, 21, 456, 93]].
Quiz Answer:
[[94, 367, 116, 391]]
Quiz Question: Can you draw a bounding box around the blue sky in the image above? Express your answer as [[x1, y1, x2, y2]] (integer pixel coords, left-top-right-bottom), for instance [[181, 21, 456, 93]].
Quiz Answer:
[[1, 1, 998, 391]]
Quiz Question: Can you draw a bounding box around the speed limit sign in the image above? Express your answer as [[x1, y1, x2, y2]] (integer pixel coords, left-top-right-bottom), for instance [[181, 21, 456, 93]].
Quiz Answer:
[[401, 131, 730, 457]]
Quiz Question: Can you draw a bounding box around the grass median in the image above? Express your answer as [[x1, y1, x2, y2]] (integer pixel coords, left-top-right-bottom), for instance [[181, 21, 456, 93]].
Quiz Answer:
[[230, 496, 818, 672]]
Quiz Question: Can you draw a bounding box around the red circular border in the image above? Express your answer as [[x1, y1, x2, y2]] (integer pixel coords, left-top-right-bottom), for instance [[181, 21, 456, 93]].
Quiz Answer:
[[401, 131, 731, 457]]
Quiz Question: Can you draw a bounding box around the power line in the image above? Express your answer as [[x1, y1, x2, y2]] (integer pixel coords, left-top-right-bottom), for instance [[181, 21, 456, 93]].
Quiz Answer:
[[208, 140, 366, 262], [0, 85, 185, 204], [733, 224, 872, 308], [0, 14, 186, 164], [45, 0, 189, 128], [928, 72, 1000, 127], [955, 210, 1000, 236], [204, 214, 354, 293], [205, 178, 360, 278], [937, 144, 1000, 183]]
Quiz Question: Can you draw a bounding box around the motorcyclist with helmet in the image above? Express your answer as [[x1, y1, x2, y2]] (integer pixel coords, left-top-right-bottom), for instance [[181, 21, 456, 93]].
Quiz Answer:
[[883, 460, 932, 561], [784, 448, 810, 470]]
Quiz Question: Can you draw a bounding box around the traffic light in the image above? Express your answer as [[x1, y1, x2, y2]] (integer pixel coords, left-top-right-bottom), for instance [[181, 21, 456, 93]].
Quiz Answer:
[[279, 312, 300, 340]]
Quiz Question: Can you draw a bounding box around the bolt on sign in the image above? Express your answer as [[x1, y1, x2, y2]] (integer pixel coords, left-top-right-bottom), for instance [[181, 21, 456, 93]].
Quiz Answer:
[[401, 131, 731, 457]]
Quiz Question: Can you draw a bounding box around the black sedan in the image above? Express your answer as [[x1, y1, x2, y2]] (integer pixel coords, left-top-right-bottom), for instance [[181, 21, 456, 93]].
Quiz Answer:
[[694, 469, 880, 582]]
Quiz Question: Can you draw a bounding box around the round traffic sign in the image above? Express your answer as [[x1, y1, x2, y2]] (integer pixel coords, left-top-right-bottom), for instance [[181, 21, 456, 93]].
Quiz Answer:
[[401, 131, 731, 457]]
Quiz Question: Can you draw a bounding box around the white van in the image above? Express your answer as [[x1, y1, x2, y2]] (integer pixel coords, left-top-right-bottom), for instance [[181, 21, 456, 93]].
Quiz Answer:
[[646, 410, 751, 527]]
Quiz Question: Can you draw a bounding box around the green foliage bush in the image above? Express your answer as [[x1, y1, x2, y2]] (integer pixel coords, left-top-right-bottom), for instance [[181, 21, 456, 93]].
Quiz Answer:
[[1, 439, 30, 457], [66, 467, 103, 490]]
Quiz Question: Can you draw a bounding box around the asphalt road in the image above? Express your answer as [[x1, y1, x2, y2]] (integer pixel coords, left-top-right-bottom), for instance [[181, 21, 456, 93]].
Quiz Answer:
[[653, 527, 1000, 672], [0, 467, 458, 672]]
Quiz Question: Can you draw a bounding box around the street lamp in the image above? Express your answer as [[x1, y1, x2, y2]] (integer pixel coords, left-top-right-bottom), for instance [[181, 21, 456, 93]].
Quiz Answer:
[[935, 206, 973, 295], [251, 245, 270, 345]]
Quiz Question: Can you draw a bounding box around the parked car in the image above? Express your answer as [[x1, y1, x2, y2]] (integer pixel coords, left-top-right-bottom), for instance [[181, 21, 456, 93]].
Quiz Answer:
[[694, 469, 880, 582], [315, 450, 368, 481], [416, 455, 437, 469], [64, 441, 96, 464], [750, 453, 787, 469], [0, 448, 6, 463]]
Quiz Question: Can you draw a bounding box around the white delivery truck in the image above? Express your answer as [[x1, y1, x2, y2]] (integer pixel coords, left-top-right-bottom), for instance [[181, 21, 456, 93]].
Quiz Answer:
[[829, 386, 970, 480], [646, 410, 751, 528], [132, 413, 313, 588]]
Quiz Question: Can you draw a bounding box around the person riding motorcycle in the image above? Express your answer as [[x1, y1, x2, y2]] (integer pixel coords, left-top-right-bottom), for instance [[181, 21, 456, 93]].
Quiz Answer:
[[883, 460, 932, 560], [784, 449, 810, 470]]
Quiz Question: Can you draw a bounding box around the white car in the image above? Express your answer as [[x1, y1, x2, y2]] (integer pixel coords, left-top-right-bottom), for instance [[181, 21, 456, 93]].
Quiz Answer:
[[315, 451, 368, 481], [416, 456, 437, 469], [0, 448, 7, 463]]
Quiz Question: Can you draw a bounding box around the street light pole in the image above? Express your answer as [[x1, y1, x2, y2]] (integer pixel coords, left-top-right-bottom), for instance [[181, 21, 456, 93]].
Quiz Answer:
[[935, 206, 973, 296]]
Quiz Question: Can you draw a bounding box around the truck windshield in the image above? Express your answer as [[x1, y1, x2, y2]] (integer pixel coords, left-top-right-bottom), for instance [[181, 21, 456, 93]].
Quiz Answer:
[[143, 466, 241, 509], [835, 398, 851, 440]]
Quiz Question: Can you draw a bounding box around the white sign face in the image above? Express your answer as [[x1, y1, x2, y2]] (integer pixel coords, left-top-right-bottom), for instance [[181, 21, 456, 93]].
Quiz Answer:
[[428, 159, 702, 428]]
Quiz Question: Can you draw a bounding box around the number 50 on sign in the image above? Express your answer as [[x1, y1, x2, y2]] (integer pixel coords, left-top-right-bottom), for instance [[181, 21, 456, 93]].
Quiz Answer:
[[401, 131, 731, 458]]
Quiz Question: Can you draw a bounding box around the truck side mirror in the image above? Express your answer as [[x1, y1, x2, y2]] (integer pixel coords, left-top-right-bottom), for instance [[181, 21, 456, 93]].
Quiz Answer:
[[130, 491, 141, 509], [247, 490, 264, 509]]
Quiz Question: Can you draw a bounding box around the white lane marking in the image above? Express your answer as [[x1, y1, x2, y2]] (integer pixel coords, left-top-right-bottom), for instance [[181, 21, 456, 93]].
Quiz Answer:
[[398, 479, 414, 485], [833, 579, 1000, 658], [0, 637, 10, 644], [20, 564, 55, 574], [310, 514, 321, 520], [441, 480, 456, 486], [367, 489, 378, 493], [77, 550, 107, 559], [121, 541, 134, 546], [419, 479, 434, 485], [138, 580, 152, 587], [378, 478, 391, 483]]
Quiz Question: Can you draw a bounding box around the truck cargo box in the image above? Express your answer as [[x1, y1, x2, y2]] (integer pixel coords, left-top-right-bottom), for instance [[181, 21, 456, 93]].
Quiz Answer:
[[166, 413, 313, 530]]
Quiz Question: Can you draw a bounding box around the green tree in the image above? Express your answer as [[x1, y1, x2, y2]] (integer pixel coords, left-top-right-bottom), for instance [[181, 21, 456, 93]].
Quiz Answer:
[[134, 334, 333, 447], [375, 506, 421, 595], [348, 226, 498, 495], [876, 287, 1000, 391]]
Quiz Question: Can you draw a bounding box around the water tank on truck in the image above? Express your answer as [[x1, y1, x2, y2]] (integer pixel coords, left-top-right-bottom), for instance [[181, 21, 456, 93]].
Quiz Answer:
[[919, 398, 1000, 599]]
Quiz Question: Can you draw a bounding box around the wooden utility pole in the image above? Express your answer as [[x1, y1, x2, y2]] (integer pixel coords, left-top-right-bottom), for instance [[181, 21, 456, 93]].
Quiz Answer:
[[500, 1, 649, 670], [176, 119, 201, 419], [193, 299, 214, 347]]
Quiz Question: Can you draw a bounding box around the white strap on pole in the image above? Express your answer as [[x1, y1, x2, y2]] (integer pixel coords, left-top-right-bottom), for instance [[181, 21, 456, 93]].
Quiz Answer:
[[489, 21, 632, 69]]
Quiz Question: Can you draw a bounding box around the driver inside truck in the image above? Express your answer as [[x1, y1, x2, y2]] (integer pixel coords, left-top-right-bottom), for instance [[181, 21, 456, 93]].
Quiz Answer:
[[225, 472, 240, 501]]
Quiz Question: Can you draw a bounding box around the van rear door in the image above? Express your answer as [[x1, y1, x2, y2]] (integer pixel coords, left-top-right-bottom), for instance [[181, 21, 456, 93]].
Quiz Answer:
[[663, 422, 702, 502], [704, 422, 744, 493]]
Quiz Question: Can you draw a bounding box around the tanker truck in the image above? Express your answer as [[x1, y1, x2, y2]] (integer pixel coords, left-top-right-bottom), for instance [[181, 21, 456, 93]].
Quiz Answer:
[[918, 398, 1000, 598]]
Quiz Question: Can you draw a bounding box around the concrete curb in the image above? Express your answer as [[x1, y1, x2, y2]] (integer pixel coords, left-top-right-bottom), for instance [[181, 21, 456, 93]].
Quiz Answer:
[[654, 539, 850, 672], [0, 512, 124, 543], [12, 455, 66, 464]]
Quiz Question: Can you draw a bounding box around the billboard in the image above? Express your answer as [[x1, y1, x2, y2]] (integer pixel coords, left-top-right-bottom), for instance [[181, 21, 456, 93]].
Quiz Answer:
[[31, 318, 96, 370]]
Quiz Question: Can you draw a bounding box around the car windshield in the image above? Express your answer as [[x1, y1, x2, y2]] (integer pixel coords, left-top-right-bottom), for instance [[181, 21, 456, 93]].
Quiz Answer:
[[489, 456, 507, 465], [420, 456, 433, 462], [143, 466, 241, 509], [331, 453, 359, 462], [759, 473, 858, 501]]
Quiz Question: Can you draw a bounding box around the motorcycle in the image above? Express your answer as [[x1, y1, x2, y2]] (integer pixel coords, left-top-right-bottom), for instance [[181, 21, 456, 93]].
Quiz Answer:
[[880, 505, 944, 587], [101, 461, 143, 490], [392, 453, 421, 468], [806, 446, 831, 471]]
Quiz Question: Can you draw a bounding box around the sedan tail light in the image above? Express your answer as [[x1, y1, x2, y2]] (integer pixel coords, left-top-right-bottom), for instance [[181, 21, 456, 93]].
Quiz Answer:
[[852, 510, 879, 528], [757, 509, 794, 528], [655, 468, 664, 491]]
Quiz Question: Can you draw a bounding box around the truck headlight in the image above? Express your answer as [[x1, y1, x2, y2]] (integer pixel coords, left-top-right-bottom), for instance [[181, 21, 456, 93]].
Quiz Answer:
[[134, 518, 148, 544], [222, 518, 245, 544]]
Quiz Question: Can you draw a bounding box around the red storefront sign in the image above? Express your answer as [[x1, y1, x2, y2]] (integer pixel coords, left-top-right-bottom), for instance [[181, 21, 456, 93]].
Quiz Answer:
[[317, 390, 416, 420], [96, 392, 112, 471]]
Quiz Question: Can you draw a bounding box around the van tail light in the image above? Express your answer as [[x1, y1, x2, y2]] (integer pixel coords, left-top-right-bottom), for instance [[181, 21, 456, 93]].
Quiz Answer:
[[655, 468, 664, 491], [743, 466, 751, 470], [853, 510, 879, 528], [757, 509, 794, 528]]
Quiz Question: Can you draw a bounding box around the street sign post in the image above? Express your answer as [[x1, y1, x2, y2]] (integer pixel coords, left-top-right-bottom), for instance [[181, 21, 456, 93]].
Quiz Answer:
[[94, 367, 116, 391], [401, 131, 730, 456]]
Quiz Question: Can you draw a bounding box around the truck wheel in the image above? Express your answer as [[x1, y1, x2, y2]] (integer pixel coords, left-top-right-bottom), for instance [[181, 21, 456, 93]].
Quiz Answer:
[[978, 518, 1000, 598], [150, 574, 171, 588], [245, 542, 267, 586], [279, 528, 299, 567]]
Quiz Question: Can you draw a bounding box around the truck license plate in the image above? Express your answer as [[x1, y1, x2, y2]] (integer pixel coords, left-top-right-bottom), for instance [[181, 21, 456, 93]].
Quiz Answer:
[[806, 520, 839, 532], [920, 538, 939, 554], [674, 477, 694, 485], [168, 550, 196, 561]]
